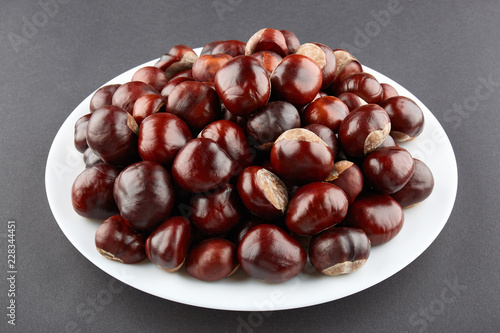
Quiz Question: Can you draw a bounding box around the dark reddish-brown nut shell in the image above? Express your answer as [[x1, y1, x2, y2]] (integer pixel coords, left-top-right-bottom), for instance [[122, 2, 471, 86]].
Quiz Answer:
[[138, 113, 193, 168], [313, 43, 337, 90], [172, 138, 235, 193], [111, 81, 160, 114], [337, 73, 383, 104], [214, 56, 271, 116], [113, 161, 175, 231], [189, 183, 243, 235], [198, 120, 254, 175], [381, 96, 425, 142], [237, 166, 288, 220], [145, 216, 192, 272], [132, 94, 166, 125], [95, 215, 146, 264], [280, 29, 300, 54], [302, 96, 349, 133], [211, 40, 246, 57], [191, 54, 233, 83], [238, 224, 306, 283], [309, 227, 370, 276], [246, 101, 301, 150], [378, 134, 398, 148], [226, 215, 266, 245], [251, 50, 282, 75], [270, 54, 323, 107], [285, 182, 348, 236], [221, 104, 248, 132], [270, 128, 334, 184], [303, 124, 339, 159], [86, 105, 140, 167], [71, 163, 120, 219], [331, 49, 363, 84], [201, 40, 223, 56], [338, 104, 391, 157], [245, 28, 288, 57], [170, 69, 193, 80], [391, 159, 434, 208], [89, 84, 121, 113], [362, 146, 415, 194], [343, 193, 404, 246], [83, 148, 103, 168], [160, 76, 194, 100], [166, 81, 221, 132], [131, 66, 168, 93], [380, 83, 399, 102], [337, 92, 367, 112], [185, 238, 239, 281], [155, 48, 198, 79], [74, 113, 91, 153], [327, 161, 364, 204]]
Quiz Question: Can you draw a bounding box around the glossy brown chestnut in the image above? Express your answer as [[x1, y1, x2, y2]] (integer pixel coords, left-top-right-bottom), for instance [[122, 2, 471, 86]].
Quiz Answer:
[[279, 29, 300, 54], [270, 54, 322, 107], [172, 138, 235, 193], [381, 96, 425, 142], [331, 49, 363, 85], [71, 163, 120, 219], [238, 224, 306, 283], [138, 113, 193, 167], [337, 73, 383, 104], [145, 216, 192, 272], [155, 47, 198, 79], [343, 192, 404, 246], [246, 101, 301, 150], [201, 40, 223, 56], [337, 92, 367, 112], [303, 124, 338, 158], [391, 159, 434, 208], [131, 66, 168, 93], [211, 40, 246, 57], [111, 81, 160, 114], [89, 84, 121, 113], [295, 43, 336, 90], [237, 166, 288, 220], [198, 120, 254, 175], [74, 113, 91, 153], [160, 76, 194, 100], [251, 50, 282, 75], [327, 160, 364, 204], [245, 28, 288, 57], [132, 94, 166, 125], [302, 96, 349, 132], [191, 53, 233, 83], [309, 227, 370, 276], [166, 81, 221, 132], [285, 182, 348, 236], [168, 45, 197, 58], [95, 215, 146, 264], [270, 128, 333, 184], [380, 83, 399, 102], [189, 183, 243, 235], [214, 56, 271, 116], [83, 148, 103, 168], [362, 146, 415, 194], [338, 104, 391, 157], [86, 105, 140, 167], [185, 238, 239, 281], [170, 69, 193, 80], [114, 161, 175, 231]]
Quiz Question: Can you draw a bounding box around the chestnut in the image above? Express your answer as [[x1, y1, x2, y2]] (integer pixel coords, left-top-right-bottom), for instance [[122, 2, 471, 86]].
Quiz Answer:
[[191, 53, 233, 83], [138, 113, 193, 168], [170, 69, 193, 80], [279, 29, 300, 54], [168, 44, 197, 58], [214, 56, 271, 116], [198, 120, 254, 175], [270, 128, 333, 184], [189, 183, 243, 235], [83, 148, 103, 168], [238, 224, 306, 283], [155, 47, 198, 79], [343, 192, 404, 246], [185, 238, 239, 281], [245, 28, 288, 57], [111, 81, 159, 114], [86, 105, 140, 167], [285, 182, 348, 236], [362, 146, 415, 194], [237, 166, 288, 220], [338, 104, 391, 157], [201, 40, 223, 56], [74, 113, 91, 153], [303, 124, 339, 158], [295, 43, 336, 90], [95, 215, 146, 264], [327, 160, 364, 204], [337, 92, 367, 112], [270, 54, 322, 107], [71, 163, 120, 219], [336, 72, 383, 104], [131, 66, 168, 93], [377, 134, 398, 148], [251, 50, 282, 75], [302, 96, 349, 133], [309, 227, 370, 276], [380, 83, 399, 102], [391, 159, 434, 208], [113, 161, 175, 231], [172, 138, 235, 193], [145, 216, 192, 272], [246, 101, 301, 151], [132, 94, 166, 125], [89, 84, 120, 113], [331, 49, 363, 85], [166, 81, 221, 132], [160, 76, 194, 100], [381, 96, 425, 142], [211, 40, 246, 57]]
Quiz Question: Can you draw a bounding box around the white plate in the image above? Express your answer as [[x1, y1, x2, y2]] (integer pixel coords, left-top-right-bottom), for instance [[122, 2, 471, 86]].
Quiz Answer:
[[45, 48, 458, 311]]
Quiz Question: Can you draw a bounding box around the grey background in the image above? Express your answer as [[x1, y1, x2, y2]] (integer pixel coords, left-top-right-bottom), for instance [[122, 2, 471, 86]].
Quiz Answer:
[[1, 0, 499, 332]]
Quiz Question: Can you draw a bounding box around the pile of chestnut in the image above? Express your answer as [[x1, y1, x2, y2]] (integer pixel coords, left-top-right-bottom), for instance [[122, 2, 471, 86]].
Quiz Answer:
[[71, 28, 434, 284]]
